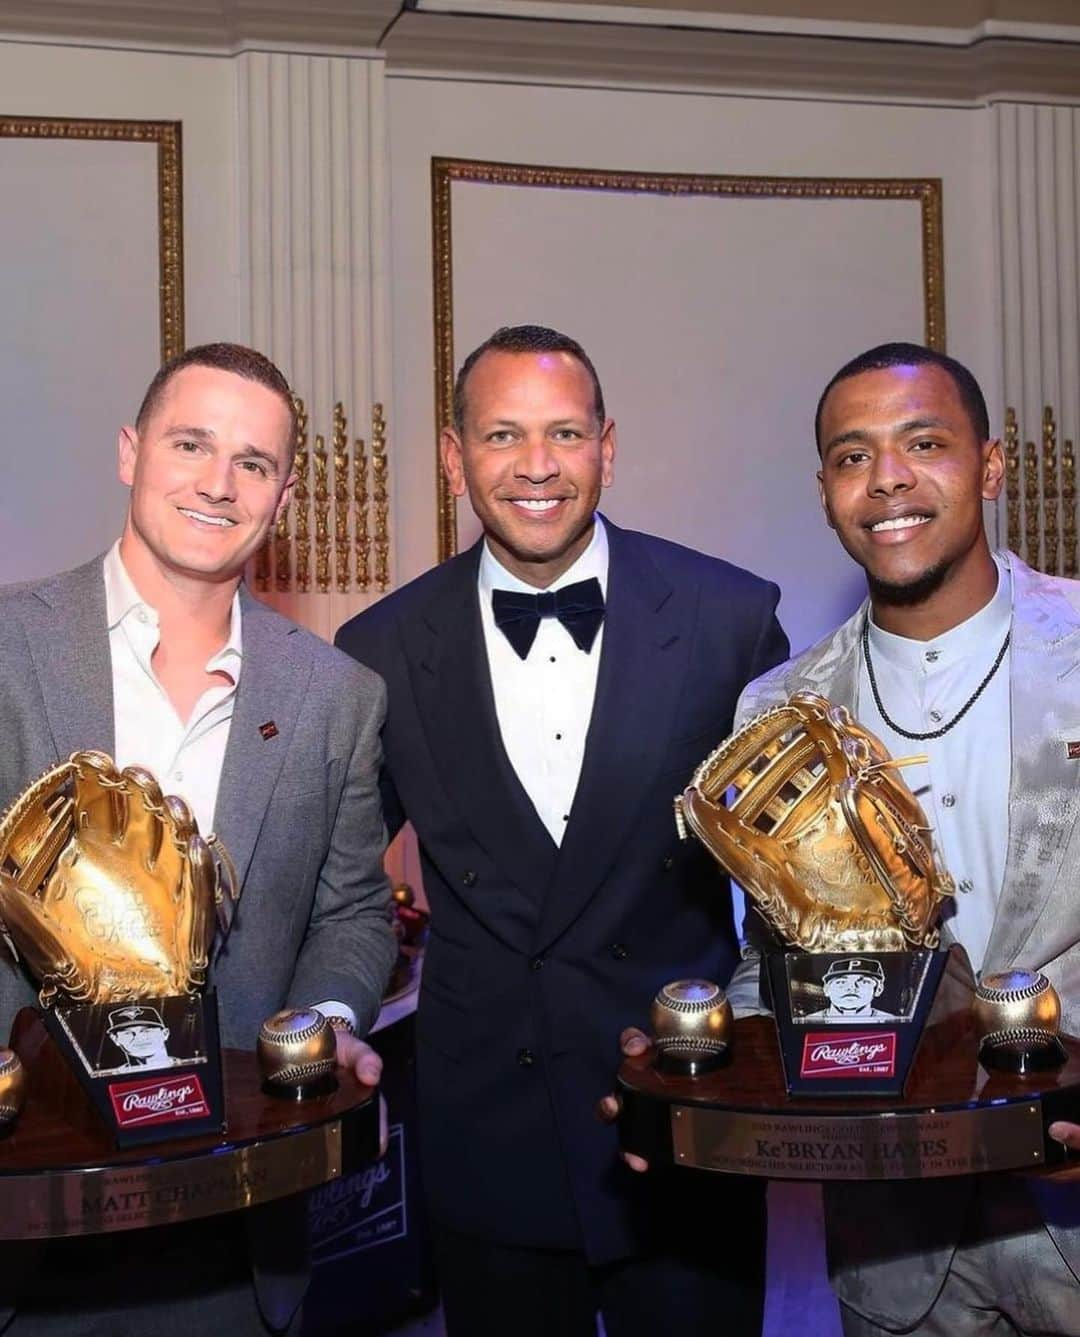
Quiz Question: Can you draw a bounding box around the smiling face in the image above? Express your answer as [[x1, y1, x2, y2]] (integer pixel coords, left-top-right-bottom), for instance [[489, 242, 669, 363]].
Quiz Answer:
[[441, 349, 615, 588], [117, 364, 296, 590], [823, 972, 880, 1014], [817, 363, 1004, 634]]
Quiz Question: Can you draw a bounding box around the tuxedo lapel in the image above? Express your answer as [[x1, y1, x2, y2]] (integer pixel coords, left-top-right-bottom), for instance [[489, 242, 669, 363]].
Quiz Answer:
[[22, 558, 115, 760], [213, 592, 312, 942], [534, 525, 687, 951], [406, 548, 557, 914], [985, 556, 1080, 966]]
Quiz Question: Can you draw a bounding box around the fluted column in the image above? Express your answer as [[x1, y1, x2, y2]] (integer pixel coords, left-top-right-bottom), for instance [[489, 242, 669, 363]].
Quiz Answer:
[[237, 51, 392, 637], [994, 103, 1080, 572]]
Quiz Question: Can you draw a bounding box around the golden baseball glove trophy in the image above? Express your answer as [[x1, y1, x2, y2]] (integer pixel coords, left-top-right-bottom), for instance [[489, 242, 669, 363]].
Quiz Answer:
[[618, 693, 1080, 1179], [0, 751, 231, 1147]]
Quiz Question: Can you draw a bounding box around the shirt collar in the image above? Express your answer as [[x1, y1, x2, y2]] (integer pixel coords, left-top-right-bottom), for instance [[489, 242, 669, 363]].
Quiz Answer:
[[478, 513, 610, 600], [102, 541, 244, 672], [867, 551, 1012, 671]]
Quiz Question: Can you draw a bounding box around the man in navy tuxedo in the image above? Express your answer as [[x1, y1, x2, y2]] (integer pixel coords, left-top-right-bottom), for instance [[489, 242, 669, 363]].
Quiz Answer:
[[335, 325, 788, 1336]]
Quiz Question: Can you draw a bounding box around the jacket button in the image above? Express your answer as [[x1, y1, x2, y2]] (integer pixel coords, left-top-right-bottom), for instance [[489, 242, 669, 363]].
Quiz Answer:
[[530, 956, 546, 972], [462, 870, 478, 887], [610, 943, 629, 960], [662, 856, 674, 871], [516, 1048, 535, 1067]]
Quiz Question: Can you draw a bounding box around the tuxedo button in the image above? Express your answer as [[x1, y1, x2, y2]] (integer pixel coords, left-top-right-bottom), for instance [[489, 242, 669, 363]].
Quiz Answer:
[[516, 1048, 535, 1067], [610, 943, 629, 961], [462, 870, 478, 887], [942, 794, 956, 809], [530, 956, 546, 972], [661, 856, 674, 872]]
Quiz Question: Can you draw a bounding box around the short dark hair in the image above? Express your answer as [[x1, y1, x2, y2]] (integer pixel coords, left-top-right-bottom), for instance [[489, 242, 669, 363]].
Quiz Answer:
[[451, 325, 606, 435], [135, 342, 299, 465], [814, 342, 990, 453]]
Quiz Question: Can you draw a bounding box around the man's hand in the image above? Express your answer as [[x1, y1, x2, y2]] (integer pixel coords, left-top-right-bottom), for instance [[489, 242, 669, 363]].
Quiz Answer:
[[334, 1030, 383, 1086], [596, 1027, 651, 1173]]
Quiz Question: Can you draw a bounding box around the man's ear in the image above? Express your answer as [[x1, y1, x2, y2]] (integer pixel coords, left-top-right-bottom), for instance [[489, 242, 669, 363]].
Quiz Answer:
[[982, 438, 1005, 502], [440, 428, 467, 498], [600, 418, 616, 489], [118, 425, 139, 486], [274, 470, 298, 523]]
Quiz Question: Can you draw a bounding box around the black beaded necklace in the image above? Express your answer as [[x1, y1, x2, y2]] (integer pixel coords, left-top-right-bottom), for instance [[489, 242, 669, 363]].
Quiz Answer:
[[861, 617, 1011, 742]]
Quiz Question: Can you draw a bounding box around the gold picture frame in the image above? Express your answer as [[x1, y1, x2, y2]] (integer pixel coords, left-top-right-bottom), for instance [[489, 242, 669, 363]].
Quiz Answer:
[[1, 115, 184, 360], [431, 157, 945, 561]]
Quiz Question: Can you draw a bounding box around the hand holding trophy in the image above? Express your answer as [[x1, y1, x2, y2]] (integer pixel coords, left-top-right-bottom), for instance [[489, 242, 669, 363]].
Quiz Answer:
[[617, 693, 1080, 1180]]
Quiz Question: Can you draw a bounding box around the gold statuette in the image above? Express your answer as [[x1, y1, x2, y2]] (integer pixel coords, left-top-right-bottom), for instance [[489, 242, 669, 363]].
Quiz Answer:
[[676, 692, 952, 954]]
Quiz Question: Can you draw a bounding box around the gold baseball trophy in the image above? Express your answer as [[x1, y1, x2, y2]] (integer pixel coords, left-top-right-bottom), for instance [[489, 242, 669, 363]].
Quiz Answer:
[[0, 752, 378, 1240], [617, 693, 1080, 1179]]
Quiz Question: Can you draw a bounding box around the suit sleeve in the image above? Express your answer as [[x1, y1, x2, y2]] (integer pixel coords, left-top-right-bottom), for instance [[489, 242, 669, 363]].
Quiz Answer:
[[747, 580, 789, 684], [334, 621, 407, 843], [286, 674, 397, 1037]]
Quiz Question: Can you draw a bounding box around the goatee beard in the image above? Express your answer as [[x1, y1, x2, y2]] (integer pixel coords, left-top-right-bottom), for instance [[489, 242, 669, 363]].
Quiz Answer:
[[867, 560, 948, 608]]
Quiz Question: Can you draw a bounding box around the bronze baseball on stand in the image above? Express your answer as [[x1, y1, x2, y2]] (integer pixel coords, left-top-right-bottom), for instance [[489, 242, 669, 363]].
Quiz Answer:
[[973, 970, 1066, 1073], [0, 1049, 25, 1127], [650, 980, 732, 1075], [257, 1008, 338, 1097]]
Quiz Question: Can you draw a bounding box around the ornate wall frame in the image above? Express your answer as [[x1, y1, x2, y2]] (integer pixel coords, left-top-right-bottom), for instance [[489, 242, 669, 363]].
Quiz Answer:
[[431, 157, 944, 561], [1, 115, 184, 360]]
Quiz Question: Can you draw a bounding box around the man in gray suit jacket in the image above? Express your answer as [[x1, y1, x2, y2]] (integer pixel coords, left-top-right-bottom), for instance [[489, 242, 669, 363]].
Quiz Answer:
[[0, 343, 396, 1335], [728, 343, 1080, 1335]]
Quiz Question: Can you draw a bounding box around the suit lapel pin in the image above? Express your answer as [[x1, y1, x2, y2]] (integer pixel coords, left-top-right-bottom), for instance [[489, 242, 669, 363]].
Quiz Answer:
[[259, 721, 279, 741], [1066, 741, 1080, 760]]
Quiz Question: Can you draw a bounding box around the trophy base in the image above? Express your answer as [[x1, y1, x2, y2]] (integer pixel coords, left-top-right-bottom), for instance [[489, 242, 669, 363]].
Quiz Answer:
[[979, 1036, 1068, 1074], [618, 947, 1080, 1180]]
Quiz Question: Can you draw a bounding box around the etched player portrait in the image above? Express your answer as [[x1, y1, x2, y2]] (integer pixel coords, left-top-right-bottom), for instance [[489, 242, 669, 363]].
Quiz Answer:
[[54, 995, 209, 1078], [786, 952, 932, 1027]]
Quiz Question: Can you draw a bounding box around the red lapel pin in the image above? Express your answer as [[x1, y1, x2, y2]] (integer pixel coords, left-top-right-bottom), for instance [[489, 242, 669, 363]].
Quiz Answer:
[[259, 721, 279, 741], [1067, 741, 1080, 760]]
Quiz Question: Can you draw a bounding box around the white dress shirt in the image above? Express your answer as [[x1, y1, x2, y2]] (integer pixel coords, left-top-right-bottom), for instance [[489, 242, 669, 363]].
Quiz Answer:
[[478, 517, 608, 845], [105, 542, 241, 838], [104, 544, 354, 1027], [857, 554, 1012, 974]]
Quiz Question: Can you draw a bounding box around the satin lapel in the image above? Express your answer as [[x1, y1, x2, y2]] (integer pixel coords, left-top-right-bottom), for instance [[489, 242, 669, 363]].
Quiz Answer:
[[21, 558, 115, 760], [406, 548, 557, 909], [533, 527, 685, 951], [985, 556, 1080, 966], [212, 592, 312, 942]]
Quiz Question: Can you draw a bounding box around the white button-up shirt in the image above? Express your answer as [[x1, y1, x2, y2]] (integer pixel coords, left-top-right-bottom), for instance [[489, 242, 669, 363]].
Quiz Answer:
[[858, 555, 1012, 973], [104, 542, 241, 838], [478, 517, 608, 846]]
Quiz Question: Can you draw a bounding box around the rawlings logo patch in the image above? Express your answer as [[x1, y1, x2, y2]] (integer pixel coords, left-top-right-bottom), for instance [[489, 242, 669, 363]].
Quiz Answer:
[[800, 1031, 897, 1079], [109, 1073, 209, 1129]]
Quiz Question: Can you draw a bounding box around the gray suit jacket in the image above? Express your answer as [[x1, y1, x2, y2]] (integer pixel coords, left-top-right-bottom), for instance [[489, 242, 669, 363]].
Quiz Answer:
[[0, 557, 397, 1330], [729, 552, 1080, 1328]]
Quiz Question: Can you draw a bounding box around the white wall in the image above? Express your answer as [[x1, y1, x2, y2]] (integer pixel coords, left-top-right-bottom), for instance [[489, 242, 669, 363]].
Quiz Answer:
[[387, 77, 999, 651], [0, 41, 238, 582]]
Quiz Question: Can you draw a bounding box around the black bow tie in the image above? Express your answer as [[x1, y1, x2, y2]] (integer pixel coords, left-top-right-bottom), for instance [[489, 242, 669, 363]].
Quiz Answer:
[[491, 577, 605, 660]]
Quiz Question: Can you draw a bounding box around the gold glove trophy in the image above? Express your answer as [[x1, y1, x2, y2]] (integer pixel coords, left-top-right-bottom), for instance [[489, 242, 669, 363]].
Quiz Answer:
[[618, 693, 1080, 1179], [0, 751, 232, 1147]]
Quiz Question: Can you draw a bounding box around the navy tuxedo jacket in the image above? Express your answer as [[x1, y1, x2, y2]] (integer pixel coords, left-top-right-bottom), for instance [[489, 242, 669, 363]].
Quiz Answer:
[[336, 520, 788, 1262]]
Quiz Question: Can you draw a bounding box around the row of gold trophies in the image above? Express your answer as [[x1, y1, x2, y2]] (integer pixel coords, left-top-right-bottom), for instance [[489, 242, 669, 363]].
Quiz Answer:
[[1005, 405, 1077, 579], [255, 398, 390, 596]]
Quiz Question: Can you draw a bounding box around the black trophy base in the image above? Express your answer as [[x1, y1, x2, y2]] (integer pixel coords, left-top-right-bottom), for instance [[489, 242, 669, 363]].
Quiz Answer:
[[764, 947, 953, 1098], [43, 990, 225, 1148], [979, 1035, 1068, 1074]]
